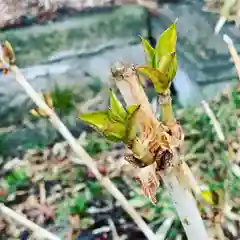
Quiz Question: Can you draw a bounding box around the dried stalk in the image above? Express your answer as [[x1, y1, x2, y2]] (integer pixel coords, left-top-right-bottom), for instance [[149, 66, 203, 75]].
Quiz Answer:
[[201, 100, 225, 142], [215, 16, 226, 34], [223, 34, 240, 79], [0, 203, 60, 240], [112, 62, 209, 240], [5, 65, 156, 240]]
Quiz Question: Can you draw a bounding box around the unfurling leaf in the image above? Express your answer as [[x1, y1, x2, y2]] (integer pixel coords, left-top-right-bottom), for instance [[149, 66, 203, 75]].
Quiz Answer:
[[155, 23, 177, 65], [79, 90, 140, 142], [108, 89, 126, 123], [167, 53, 177, 82], [137, 66, 170, 93], [157, 52, 178, 84], [103, 122, 126, 142], [126, 104, 140, 115], [79, 111, 126, 142], [30, 93, 53, 118], [155, 23, 177, 83], [125, 105, 141, 142], [139, 36, 155, 67], [79, 111, 109, 132]]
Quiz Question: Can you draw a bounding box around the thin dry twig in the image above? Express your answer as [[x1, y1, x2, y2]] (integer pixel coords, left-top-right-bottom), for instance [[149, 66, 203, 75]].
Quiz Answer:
[[39, 182, 46, 205], [215, 16, 226, 34], [201, 100, 225, 142], [0, 203, 60, 240]]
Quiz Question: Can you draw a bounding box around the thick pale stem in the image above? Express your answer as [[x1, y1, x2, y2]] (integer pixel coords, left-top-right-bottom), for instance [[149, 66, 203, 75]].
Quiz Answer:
[[162, 170, 209, 240], [112, 62, 209, 240], [8, 65, 156, 240]]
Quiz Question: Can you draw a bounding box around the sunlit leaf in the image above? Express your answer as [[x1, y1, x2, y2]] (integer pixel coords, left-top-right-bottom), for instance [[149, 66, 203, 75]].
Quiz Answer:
[[137, 66, 170, 93], [139, 36, 155, 67], [80, 111, 126, 142], [108, 89, 126, 122], [126, 104, 140, 115], [79, 111, 109, 132], [167, 53, 177, 82], [155, 23, 177, 68], [125, 105, 141, 142], [103, 121, 126, 142]]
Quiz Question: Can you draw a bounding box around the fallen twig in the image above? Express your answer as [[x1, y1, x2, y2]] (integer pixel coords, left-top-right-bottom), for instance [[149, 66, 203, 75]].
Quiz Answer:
[[0, 203, 60, 240]]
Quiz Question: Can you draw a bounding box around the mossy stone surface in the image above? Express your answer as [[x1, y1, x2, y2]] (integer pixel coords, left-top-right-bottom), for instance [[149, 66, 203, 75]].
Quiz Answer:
[[0, 5, 148, 67]]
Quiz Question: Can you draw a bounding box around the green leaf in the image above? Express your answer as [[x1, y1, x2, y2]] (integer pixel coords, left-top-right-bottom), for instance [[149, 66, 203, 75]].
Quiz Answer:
[[155, 23, 177, 68], [126, 105, 140, 115], [124, 105, 141, 142], [75, 198, 87, 213], [5, 169, 28, 187], [103, 122, 126, 142], [167, 53, 177, 82], [157, 52, 178, 83], [108, 89, 126, 122], [88, 181, 102, 195], [79, 111, 109, 132], [69, 197, 87, 216], [137, 66, 170, 93], [139, 36, 155, 67], [80, 111, 126, 142]]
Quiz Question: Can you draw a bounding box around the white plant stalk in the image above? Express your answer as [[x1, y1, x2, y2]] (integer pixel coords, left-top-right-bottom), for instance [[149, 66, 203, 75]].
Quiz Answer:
[[112, 62, 209, 240], [162, 169, 209, 240]]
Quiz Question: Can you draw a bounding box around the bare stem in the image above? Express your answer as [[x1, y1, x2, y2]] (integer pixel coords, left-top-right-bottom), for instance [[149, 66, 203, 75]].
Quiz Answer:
[[112, 62, 209, 240], [0, 203, 60, 240], [214, 16, 226, 35], [8, 65, 156, 240]]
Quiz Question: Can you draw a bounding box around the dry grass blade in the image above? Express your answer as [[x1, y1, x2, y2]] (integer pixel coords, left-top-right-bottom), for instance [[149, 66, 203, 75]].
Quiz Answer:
[[201, 100, 225, 142], [223, 34, 240, 80], [215, 16, 226, 34]]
